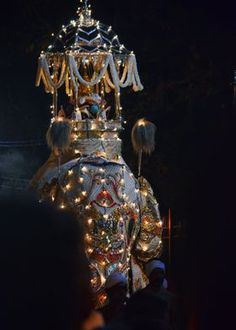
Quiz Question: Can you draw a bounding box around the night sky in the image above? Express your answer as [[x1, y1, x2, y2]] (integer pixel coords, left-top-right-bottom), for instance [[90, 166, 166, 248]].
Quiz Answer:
[[0, 1, 236, 327]]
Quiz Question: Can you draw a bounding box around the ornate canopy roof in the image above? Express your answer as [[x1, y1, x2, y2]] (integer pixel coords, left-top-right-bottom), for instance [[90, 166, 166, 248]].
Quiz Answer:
[[36, 1, 143, 118], [47, 6, 130, 57]]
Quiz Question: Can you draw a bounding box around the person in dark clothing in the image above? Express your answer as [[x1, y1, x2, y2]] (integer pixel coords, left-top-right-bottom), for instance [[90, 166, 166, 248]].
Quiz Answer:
[[141, 260, 180, 330], [99, 272, 128, 325], [0, 192, 102, 330], [101, 290, 171, 330], [144, 260, 167, 292], [123, 290, 171, 330]]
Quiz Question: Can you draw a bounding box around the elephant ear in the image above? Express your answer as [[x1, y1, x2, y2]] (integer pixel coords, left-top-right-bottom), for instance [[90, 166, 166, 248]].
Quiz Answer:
[[46, 118, 72, 153], [131, 118, 156, 155], [131, 119, 157, 176]]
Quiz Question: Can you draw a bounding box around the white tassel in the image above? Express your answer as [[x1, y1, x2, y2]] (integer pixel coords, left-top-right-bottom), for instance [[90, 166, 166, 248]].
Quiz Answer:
[[46, 118, 72, 154], [131, 118, 156, 154], [131, 118, 156, 176]]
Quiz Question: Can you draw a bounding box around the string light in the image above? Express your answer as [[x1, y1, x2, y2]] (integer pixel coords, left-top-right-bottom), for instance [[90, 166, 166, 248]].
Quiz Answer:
[[157, 220, 163, 228], [81, 166, 88, 173], [65, 183, 71, 190], [86, 234, 92, 242], [142, 244, 148, 252]]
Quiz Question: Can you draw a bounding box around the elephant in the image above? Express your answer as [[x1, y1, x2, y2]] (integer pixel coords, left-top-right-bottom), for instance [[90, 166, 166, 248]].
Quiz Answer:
[[31, 117, 163, 307], [33, 152, 163, 304]]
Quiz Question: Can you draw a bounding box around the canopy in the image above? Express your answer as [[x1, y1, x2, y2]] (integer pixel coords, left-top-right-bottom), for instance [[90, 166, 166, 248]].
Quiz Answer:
[[36, 1, 143, 117]]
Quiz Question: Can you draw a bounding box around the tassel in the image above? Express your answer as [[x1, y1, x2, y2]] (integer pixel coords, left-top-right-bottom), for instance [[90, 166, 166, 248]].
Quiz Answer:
[[46, 118, 72, 154], [131, 118, 156, 176], [131, 118, 156, 154]]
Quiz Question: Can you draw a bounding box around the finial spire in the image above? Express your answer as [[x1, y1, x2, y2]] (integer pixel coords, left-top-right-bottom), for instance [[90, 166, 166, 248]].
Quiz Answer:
[[80, 0, 89, 10], [77, 0, 93, 26], [85, 0, 89, 9]]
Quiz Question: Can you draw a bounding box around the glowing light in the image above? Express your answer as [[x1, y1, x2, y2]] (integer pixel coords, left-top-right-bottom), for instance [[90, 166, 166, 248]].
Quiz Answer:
[[143, 244, 148, 251], [91, 278, 96, 285], [157, 220, 163, 228], [75, 197, 81, 203], [137, 118, 146, 127], [86, 234, 92, 242], [65, 183, 71, 190], [101, 274, 106, 284], [81, 166, 88, 173]]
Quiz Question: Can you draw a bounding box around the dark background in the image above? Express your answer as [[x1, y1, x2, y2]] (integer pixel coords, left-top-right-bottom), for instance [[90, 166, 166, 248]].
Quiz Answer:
[[0, 1, 235, 328]]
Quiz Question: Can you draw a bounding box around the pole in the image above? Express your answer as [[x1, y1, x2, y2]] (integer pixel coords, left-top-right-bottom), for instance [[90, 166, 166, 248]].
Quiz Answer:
[[233, 69, 236, 108], [168, 208, 172, 271]]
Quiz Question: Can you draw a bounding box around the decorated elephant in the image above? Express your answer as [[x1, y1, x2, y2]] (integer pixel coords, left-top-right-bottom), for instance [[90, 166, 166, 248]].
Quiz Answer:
[[31, 117, 163, 305], [32, 1, 163, 307]]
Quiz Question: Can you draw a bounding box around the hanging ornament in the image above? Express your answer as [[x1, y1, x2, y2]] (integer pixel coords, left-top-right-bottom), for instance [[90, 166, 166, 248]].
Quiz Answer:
[[131, 118, 156, 176], [46, 118, 72, 155]]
